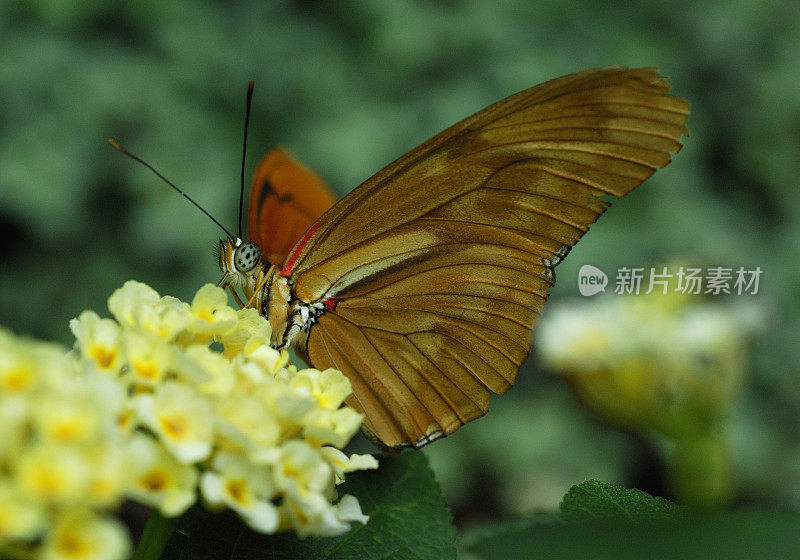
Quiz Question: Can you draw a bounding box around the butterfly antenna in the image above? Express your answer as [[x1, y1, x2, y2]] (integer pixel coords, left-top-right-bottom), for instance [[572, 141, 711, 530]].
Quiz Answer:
[[108, 138, 235, 240], [239, 81, 255, 240]]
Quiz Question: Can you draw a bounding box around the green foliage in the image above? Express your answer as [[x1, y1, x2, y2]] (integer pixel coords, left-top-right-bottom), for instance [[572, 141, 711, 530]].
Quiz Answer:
[[461, 482, 800, 559], [559, 480, 683, 522], [151, 451, 456, 560], [460, 512, 800, 560]]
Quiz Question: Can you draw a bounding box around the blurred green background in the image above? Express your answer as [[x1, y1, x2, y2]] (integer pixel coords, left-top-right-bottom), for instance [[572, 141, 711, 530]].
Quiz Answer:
[[1, 0, 798, 530]]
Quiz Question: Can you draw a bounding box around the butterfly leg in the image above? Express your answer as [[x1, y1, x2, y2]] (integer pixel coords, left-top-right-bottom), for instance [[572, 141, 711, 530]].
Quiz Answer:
[[227, 286, 246, 308], [243, 271, 271, 310]]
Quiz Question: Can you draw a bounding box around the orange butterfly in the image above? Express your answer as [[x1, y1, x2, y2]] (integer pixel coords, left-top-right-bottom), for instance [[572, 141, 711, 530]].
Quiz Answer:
[[218, 67, 690, 451]]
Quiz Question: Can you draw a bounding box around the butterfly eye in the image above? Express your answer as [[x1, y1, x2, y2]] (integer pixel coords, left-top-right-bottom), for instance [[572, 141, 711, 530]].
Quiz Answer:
[[234, 241, 261, 273]]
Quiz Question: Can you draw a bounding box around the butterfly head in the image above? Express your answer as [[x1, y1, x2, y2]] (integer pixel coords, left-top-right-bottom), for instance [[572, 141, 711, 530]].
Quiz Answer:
[[218, 237, 264, 292], [234, 239, 262, 273]]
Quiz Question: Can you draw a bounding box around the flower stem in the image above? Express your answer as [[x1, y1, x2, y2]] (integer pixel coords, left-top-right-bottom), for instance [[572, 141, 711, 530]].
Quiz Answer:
[[132, 510, 180, 560]]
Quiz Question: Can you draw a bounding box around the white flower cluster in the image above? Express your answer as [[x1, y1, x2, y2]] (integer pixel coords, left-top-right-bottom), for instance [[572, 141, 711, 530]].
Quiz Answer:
[[536, 292, 762, 435], [0, 281, 377, 559]]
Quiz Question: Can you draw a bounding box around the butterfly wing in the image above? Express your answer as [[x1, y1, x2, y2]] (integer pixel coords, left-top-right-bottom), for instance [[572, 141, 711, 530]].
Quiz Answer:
[[283, 67, 690, 449], [248, 148, 336, 266]]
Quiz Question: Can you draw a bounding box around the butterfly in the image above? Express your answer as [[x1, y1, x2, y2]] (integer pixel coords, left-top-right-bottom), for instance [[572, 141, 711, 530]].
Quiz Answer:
[[217, 67, 690, 451]]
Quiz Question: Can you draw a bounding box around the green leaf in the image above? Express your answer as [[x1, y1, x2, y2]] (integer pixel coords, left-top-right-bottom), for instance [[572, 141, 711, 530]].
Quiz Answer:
[[158, 450, 455, 560], [559, 480, 682, 522], [460, 512, 800, 560], [132, 511, 180, 560]]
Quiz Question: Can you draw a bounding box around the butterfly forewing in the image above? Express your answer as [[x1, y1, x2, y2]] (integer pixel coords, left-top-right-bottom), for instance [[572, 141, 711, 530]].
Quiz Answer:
[[247, 148, 336, 266], [275, 67, 689, 450]]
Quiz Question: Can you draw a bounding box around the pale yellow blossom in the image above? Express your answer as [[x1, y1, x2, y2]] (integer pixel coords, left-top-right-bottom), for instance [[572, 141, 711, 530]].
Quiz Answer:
[[126, 435, 198, 516], [218, 307, 272, 357], [185, 343, 237, 396], [32, 392, 101, 446], [188, 284, 238, 338], [215, 395, 281, 461], [292, 368, 352, 410], [41, 508, 129, 560], [273, 440, 335, 500], [135, 382, 214, 464], [0, 396, 29, 461], [0, 330, 43, 394], [107, 280, 161, 328], [331, 494, 369, 526], [537, 292, 763, 507], [0, 482, 46, 543], [16, 444, 90, 505], [282, 491, 369, 538], [243, 344, 289, 376], [262, 380, 318, 428], [200, 452, 279, 533], [120, 328, 174, 387], [303, 407, 364, 448], [143, 296, 192, 340], [1, 278, 375, 550], [70, 311, 123, 375], [83, 444, 133, 508], [284, 492, 351, 537], [320, 448, 379, 483]]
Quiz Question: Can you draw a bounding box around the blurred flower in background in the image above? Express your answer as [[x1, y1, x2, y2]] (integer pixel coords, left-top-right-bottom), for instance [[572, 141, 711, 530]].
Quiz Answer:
[[537, 288, 764, 507], [0, 281, 376, 559]]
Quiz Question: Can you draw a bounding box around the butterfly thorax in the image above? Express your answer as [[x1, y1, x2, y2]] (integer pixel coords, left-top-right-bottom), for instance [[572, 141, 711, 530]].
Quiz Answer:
[[217, 237, 323, 352]]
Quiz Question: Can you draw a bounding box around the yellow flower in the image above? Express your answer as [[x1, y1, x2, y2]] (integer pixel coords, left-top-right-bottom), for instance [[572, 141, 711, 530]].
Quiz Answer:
[[283, 492, 350, 537], [32, 393, 101, 446], [0, 329, 42, 394], [537, 295, 755, 434], [218, 307, 272, 358], [282, 491, 369, 538], [292, 368, 352, 410], [261, 380, 318, 429], [331, 494, 369, 526], [120, 328, 175, 387], [0, 397, 29, 462], [107, 281, 161, 328], [243, 344, 289, 376], [70, 311, 122, 375], [187, 284, 238, 338], [41, 508, 129, 560], [83, 444, 132, 508], [185, 344, 236, 396], [200, 452, 279, 533], [215, 395, 281, 462], [536, 292, 762, 508], [273, 440, 334, 500], [1, 278, 377, 545], [17, 445, 90, 505], [32, 372, 124, 447], [144, 296, 192, 340], [126, 435, 198, 516], [536, 301, 618, 373], [303, 407, 364, 449], [320, 448, 379, 484], [0, 481, 46, 543], [135, 382, 214, 464]]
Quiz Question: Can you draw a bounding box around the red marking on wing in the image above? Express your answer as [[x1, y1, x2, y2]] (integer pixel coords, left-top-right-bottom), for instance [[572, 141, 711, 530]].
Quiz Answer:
[[323, 297, 338, 311], [280, 222, 321, 277]]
